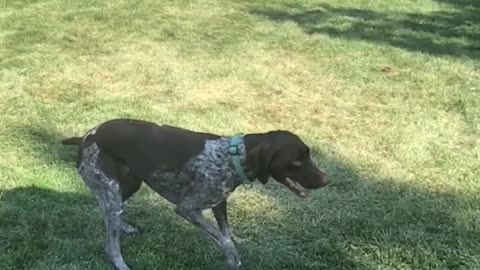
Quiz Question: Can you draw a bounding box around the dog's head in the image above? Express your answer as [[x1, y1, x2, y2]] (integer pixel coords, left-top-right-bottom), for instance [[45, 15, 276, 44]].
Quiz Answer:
[[246, 131, 329, 198]]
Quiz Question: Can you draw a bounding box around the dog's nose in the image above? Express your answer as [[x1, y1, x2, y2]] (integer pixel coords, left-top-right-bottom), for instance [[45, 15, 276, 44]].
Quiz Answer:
[[319, 176, 329, 187], [307, 175, 329, 189], [314, 168, 329, 187]]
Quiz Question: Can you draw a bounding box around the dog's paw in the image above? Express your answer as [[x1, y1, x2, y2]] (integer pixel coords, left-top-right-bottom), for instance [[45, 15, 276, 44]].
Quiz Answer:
[[226, 260, 241, 270], [121, 222, 141, 235], [226, 254, 241, 270], [231, 233, 247, 244]]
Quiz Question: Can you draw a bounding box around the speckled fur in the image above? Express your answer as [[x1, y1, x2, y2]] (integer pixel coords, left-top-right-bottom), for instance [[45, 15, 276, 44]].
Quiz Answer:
[[78, 142, 131, 270], [180, 137, 248, 209], [143, 137, 249, 208], [77, 134, 249, 270]]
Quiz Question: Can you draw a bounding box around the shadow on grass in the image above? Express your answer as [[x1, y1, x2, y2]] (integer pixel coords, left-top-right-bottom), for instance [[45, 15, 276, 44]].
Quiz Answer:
[[3, 126, 479, 269], [251, 147, 480, 269], [18, 125, 79, 166], [0, 186, 225, 270], [250, 1, 480, 59], [435, 0, 480, 9]]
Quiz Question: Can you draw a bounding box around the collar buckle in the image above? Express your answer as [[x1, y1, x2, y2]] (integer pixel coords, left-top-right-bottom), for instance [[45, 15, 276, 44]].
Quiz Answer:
[[228, 134, 251, 185], [229, 145, 241, 156]]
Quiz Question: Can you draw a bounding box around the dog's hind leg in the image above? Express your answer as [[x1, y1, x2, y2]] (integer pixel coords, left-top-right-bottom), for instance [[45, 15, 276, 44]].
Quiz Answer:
[[97, 148, 142, 236], [95, 179, 130, 270], [79, 144, 131, 270], [117, 169, 142, 235]]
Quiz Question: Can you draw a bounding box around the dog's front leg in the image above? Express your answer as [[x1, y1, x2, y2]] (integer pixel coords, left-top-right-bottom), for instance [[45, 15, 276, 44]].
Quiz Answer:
[[212, 201, 241, 269], [175, 206, 241, 270], [213, 201, 246, 244]]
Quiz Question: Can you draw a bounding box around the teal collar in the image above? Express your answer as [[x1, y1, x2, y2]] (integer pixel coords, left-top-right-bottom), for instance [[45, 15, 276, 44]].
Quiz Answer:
[[228, 134, 251, 184]]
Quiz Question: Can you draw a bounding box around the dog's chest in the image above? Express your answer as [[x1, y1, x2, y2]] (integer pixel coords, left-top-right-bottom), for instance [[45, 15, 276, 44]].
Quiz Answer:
[[144, 138, 246, 209]]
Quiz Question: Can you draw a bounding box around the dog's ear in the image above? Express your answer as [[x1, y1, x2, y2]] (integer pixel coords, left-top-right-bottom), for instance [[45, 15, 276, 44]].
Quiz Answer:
[[247, 143, 278, 184]]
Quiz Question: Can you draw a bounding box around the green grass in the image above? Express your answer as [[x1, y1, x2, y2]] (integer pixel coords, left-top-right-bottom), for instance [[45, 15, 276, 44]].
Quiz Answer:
[[1, 0, 479, 269]]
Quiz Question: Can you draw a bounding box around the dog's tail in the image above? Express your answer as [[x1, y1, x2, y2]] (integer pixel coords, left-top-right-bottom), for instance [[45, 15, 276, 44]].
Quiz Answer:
[[61, 137, 83, 146]]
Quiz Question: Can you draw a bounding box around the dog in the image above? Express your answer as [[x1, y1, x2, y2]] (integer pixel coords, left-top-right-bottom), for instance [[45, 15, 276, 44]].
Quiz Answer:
[[61, 118, 329, 270]]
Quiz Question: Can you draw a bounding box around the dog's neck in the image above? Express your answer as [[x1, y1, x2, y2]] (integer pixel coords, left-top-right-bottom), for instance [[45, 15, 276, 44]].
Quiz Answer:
[[243, 132, 268, 150], [242, 132, 273, 181]]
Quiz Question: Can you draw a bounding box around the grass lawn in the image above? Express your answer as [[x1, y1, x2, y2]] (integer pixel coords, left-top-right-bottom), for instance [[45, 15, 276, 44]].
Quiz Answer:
[[1, 0, 479, 269]]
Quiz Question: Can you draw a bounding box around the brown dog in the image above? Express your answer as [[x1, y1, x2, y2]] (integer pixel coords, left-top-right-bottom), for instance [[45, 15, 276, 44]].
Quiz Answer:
[[62, 118, 329, 270]]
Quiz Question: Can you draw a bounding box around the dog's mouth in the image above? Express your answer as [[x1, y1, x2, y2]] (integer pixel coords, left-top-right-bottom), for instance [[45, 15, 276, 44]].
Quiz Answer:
[[284, 177, 308, 198]]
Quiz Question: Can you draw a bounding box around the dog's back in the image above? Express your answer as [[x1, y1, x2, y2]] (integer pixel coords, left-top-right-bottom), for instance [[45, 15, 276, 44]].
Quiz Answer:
[[63, 118, 220, 179]]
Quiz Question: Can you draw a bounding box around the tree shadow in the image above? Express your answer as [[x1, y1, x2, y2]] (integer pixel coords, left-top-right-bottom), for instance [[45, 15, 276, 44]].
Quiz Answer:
[[0, 185, 365, 270], [250, 2, 480, 59], [7, 126, 365, 269], [0, 186, 219, 270], [4, 125, 479, 269], [250, 147, 480, 269], [435, 0, 480, 9]]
